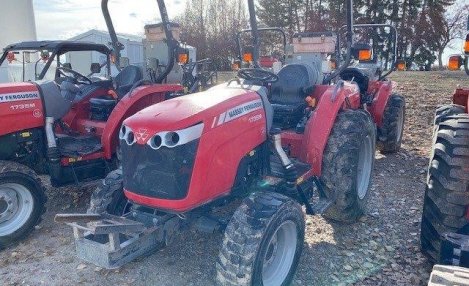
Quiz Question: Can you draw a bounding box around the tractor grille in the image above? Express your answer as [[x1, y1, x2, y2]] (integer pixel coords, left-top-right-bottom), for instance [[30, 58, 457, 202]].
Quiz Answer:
[[121, 139, 199, 200]]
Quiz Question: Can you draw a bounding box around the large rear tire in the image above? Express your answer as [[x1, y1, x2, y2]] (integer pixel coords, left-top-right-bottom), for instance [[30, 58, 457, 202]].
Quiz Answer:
[[420, 114, 469, 262], [216, 192, 305, 286], [87, 168, 129, 216], [0, 161, 46, 249], [321, 110, 376, 223], [378, 93, 405, 153]]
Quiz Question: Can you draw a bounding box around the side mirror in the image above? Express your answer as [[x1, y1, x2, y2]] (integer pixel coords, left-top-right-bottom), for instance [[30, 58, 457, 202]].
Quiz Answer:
[[120, 57, 130, 68], [352, 43, 373, 62], [396, 59, 406, 71], [448, 55, 463, 71], [90, 63, 101, 74], [177, 48, 190, 65]]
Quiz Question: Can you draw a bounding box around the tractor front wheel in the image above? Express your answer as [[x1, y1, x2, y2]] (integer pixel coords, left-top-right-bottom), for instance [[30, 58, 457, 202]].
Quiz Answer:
[[0, 161, 46, 249], [378, 93, 405, 153], [216, 191, 305, 286], [321, 110, 376, 223], [87, 168, 129, 216], [420, 114, 469, 262]]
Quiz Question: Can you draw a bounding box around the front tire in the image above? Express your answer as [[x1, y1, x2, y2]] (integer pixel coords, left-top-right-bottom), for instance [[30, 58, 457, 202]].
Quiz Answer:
[[87, 168, 129, 215], [321, 110, 376, 223], [216, 192, 305, 286], [420, 114, 469, 262], [378, 93, 405, 153], [0, 161, 46, 248]]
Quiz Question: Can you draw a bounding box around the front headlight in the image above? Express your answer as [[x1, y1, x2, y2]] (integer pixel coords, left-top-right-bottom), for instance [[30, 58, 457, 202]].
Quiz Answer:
[[147, 122, 204, 150], [119, 125, 136, 146]]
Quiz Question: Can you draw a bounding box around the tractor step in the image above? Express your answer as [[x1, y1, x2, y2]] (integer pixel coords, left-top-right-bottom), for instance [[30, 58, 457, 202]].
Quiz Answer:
[[55, 212, 181, 269]]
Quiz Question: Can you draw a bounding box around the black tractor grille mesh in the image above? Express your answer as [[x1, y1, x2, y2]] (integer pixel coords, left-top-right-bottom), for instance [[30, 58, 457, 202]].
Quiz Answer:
[[121, 139, 198, 200]]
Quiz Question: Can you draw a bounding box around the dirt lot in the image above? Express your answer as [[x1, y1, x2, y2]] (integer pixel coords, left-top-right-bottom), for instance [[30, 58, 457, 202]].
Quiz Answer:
[[1, 71, 468, 286]]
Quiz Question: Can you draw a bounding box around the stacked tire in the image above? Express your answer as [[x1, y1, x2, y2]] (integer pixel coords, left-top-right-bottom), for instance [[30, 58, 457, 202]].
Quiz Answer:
[[420, 105, 469, 262]]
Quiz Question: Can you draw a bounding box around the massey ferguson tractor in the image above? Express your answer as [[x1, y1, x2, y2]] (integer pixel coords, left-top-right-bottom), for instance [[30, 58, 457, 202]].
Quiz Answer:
[[236, 22, 405, 154], [0, 0, 186, 248], [421, 32, 469, 285], [57, 0, 384, 284]]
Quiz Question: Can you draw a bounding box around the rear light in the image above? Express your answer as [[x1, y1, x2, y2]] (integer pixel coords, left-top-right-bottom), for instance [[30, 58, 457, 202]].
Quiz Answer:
[[396, 60, 406, 71], [147, 123, 204, 150], [358, 49, 372, 61], [243, 52, 253, 63], [6, 52, 16, 63], [448, 55, 463, 71]]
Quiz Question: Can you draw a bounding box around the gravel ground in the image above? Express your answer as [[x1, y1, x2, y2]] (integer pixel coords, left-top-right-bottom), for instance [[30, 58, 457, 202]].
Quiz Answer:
[[1, 71, 468, 286]]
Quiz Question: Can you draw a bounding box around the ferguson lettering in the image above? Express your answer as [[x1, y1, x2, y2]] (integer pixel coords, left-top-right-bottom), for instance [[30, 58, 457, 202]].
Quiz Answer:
[[0, 92, 40, 103], [218, 99, 263, 125]]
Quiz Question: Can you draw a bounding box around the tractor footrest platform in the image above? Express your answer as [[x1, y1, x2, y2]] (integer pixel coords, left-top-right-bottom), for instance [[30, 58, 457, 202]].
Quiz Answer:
[[55, 213, 169, 269], [440, 232, 469, 267]]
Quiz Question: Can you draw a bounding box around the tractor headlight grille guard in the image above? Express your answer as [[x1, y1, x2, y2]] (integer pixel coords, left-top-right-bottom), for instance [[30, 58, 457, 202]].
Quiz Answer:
[[147, 123, 204, 150], [121, 137, 199, 201]]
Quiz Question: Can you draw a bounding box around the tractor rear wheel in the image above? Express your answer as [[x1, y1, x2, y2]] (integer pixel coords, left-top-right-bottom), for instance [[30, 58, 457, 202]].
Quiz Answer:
[[433, 104, 465, 127], [378, 93, 405, 153], [420, 114, 469, 262], [216, 191, 305, 286], [321, 110, 376, 223], [0, 161, 46, 249], [87, 168, 129, 216]]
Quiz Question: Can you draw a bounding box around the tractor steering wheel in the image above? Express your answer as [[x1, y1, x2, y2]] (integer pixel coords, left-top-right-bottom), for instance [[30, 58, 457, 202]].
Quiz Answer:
[[57, 67, 93, 85], [237, 68, 279, 84]]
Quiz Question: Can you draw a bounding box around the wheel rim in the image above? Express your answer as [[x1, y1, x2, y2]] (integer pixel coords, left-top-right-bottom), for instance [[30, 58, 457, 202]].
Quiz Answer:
[[357, 134, 373, 200], [396, 106, 405, 143], [262, 220, 297, 286], [0, 183, 34, 236]]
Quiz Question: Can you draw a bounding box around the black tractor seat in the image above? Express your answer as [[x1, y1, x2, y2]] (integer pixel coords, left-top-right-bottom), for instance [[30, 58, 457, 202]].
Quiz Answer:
[[114, 65, 143, 99], [270, 64, 319, 129]]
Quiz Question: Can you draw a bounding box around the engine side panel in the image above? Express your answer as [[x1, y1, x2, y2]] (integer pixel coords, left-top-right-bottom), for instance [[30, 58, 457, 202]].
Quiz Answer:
[[0, 83, 44, 136]]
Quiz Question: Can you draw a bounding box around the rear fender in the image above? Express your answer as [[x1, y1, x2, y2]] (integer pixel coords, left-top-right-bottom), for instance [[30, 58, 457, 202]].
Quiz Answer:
[[368, 80, 393, 127], [453, 88, 469, 113], [101, 84, 183, 159], [0, 83, 44, 136], [301, 82, 360, 177]]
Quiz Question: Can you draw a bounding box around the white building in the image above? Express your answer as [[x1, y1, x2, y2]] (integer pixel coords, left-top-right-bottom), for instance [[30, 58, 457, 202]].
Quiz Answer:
[[0, 0, 37, 82], [68, 29, 144, 76]]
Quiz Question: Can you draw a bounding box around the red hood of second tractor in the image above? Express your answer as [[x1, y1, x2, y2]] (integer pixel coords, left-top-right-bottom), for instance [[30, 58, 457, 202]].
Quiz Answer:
[[123, 86, 262, 144], [0, 82, 44, 136]]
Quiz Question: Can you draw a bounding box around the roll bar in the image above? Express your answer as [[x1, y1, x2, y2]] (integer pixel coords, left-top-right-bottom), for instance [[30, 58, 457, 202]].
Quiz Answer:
[[247, 0, 260, 68], [101, 0, 178, 83], [236, 28, 287, 62]]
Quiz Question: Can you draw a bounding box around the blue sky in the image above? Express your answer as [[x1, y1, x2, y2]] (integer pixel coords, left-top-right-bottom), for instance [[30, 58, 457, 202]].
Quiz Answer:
[[34, 0, 186, 39]]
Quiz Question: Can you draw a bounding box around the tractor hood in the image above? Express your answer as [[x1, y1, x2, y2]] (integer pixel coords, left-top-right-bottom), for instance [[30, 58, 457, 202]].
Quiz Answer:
[[122, 85, 263, 145]]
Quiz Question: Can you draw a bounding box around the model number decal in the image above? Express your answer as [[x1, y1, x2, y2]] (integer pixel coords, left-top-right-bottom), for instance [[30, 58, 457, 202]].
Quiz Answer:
[[10, 103, 36, 110], [215, 99, 263, 127], [0, 91, 40, 103]]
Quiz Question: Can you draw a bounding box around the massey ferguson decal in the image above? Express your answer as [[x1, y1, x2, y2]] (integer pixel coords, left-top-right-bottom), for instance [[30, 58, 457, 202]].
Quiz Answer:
[[0, 91, 40, 103], [135, 128, 150, 143], [213, 99, 263, 127], [10, 103, 36, 110]]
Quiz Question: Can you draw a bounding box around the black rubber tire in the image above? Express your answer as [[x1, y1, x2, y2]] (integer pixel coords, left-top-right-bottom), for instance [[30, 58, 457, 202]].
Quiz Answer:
[[0, 161, 46, 249], [321, 110, 376, 223], [216, 191, 305, 286], [87, 168, 128, 216], [433, 104, 465, 126], [377, 93, 405, 153], [420, 114, 469, 263]]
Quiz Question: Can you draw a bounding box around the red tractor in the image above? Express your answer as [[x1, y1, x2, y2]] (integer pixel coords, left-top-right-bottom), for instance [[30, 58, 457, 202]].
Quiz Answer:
[[0, 0, 185, 248], [58, 0, 397, 284], [421, 32, 469, 285]]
